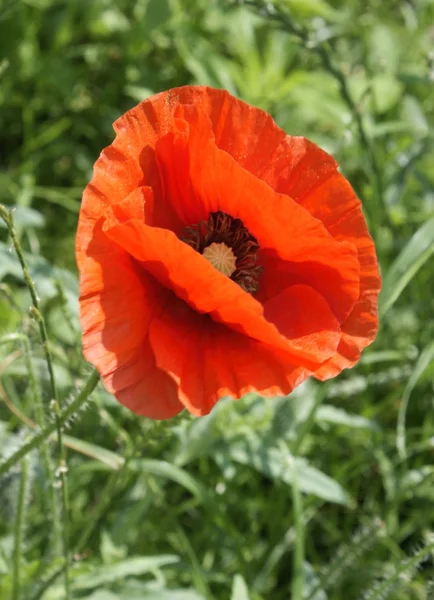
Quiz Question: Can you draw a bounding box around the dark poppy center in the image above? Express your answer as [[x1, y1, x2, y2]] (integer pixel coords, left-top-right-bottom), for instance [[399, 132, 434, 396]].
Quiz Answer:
[[180, 211, 262, 294]]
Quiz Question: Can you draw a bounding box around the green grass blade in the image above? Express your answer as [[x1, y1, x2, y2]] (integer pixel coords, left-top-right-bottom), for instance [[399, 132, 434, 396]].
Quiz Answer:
[[379, 216, 434, 318], [72, 556, 180, 591], [231, 575, 251, 600], [396, 340, 434, 458]]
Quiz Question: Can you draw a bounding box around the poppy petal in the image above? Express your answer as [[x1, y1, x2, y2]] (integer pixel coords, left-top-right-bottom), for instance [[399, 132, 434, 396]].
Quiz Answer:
[[148, 295, 309, 416], [295, 173, 381, 378], [153, 104, 360, 323], [158, 89, 380, 374], [77, 187, 183, 420], [104, 335, 183, 420], [184, 93, 380, 375], [113, 86, 289, 180], [103, 201, 341, 370], [109, 87, 339, 233], [263, 285, 342, 363]]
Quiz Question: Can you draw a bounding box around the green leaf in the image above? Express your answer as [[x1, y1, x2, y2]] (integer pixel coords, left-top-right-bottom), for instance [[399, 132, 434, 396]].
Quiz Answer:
[[61, 436, 125, 470], [175, 398, 230, 465], [54, 582, 206, 600], [316, 406, 378, 430], [124, 85, 154, 103], [142, 0, 172, 30], [127, 458, 242, 548], [360, 349, 417, 365], [401, 95, 430, 137], [231, 574, 251, 600], [72, 556, 179, 590], [33, 186, 81, 213], [129, 459, 214, 506], [99, 9, 130, 33], [371, 74, 403, 114], [221, 438, 353, 506], [368, 24, 400, 73], [3, 356, 71, 390], [137, 587, 206, 599], [0, 241, 78, 314], [397, 340, 434, 458], [25, 117, 71, 153], [279, 0, 340, 21], [379, 217, 434, 318]]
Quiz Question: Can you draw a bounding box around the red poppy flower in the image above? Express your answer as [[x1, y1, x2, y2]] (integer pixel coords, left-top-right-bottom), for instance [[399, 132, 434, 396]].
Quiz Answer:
[[76, 86, 381, 419]]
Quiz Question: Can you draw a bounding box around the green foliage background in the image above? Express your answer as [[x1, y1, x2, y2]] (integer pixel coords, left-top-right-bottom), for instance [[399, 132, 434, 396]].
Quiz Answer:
[[1, 0, 434, 598]]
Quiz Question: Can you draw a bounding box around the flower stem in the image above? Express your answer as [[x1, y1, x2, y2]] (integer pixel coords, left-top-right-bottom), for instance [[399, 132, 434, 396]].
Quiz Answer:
[[0, 207, 58, 398], [0, 203, 72, 597], [0, 333, 63, 554], [0, 368, 100, 476], [12, 455, 29, 600], [291, 460, 305, 600], [29, 458, 134, 600]]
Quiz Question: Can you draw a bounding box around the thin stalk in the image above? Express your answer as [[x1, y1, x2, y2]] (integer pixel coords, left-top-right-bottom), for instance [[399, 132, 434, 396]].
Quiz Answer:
[[0, 358, 115, 467], [0, 208, 57, 397], [30, 461, 134, 600], [173, 522, 214, 599], [12, 455, 29, 600], [0, 369, 100, 476], [0, 333, 62, 553], [52, 400, 71, 598], [291, 461, 305, 600], [0, 204, 71, 597]]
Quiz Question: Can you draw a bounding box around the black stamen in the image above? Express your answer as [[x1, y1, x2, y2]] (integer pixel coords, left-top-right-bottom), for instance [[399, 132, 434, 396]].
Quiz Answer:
[[180, 211, 262, 294]]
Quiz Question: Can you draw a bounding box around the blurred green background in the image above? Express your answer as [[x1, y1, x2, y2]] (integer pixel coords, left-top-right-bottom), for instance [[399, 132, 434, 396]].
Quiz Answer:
[[1, 0, 434, 598]]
